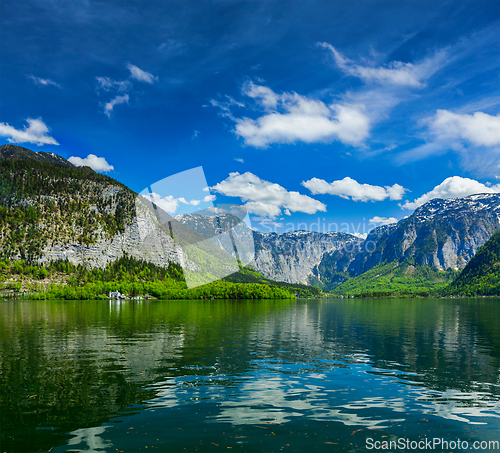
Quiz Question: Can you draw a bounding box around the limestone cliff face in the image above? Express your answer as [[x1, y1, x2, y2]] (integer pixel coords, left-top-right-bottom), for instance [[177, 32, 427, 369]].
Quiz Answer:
[[250, 231, 362, 284], [348, 193, 500, 276], [38, 198, 181, 268]]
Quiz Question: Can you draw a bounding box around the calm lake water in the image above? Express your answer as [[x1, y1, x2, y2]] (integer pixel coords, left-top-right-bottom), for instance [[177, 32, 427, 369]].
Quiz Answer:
[[0, 298, 499, 452]]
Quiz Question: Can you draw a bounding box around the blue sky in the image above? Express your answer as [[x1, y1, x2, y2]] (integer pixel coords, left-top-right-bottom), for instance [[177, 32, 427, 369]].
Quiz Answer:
[[1, 0, 499, 235]]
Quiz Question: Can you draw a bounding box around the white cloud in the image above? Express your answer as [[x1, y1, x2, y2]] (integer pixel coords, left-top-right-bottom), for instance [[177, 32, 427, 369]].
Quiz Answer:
[[68, 154, 114, 172], [211, 172, 326, 220], [319, 42, 446, 88], [401, 176, 500, 210], [302, 177, 407, 202], [96, 76, 131, 92], [127, 64, 158, 84], [104, 94, 129, 117], [242, 81, 279, 109], [369, 216, 398, 225], [397, 109, 500, 176], [234, 158, 244, 163], [141, 193, 216, 214], [231, 86, 370, 147], [0, 118, 59, 146], [429, 110, 500, 147], [210, 96, 245, 119], [28, 75, 61, 88], [178, 197, 201, 206], [142, 193, 179, 214]]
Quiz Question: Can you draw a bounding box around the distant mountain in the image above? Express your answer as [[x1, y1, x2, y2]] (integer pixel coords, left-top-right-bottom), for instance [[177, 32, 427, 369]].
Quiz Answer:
[[444, 230, 500, 296], [251, 231, 362, 285], [177, 195, 500, 291], [348, 194, 500, 277], [174, 213, 363, 285]]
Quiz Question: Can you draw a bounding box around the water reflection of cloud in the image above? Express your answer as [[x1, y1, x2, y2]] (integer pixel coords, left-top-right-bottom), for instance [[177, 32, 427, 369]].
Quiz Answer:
[[215, 371, 404, 429], [66, 425, 112, 452], [217, 375, 314, 425], [415, 389, 500, 424]]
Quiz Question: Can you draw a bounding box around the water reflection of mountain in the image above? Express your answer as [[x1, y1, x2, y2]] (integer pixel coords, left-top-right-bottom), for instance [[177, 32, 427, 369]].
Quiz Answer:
[[0, 299, 499, 452], [0, 300, 288, 452]]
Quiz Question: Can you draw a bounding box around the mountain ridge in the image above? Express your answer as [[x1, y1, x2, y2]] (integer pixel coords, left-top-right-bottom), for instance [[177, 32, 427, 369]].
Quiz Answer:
[[0, 145, 499, 296], [0, 144, 78, 168]]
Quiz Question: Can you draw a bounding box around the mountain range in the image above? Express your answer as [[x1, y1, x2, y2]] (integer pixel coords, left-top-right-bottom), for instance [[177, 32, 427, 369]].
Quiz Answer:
[[1, 144, 499, 295]]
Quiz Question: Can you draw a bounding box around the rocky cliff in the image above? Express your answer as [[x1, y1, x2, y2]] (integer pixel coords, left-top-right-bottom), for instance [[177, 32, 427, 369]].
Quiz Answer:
[[251, 231, 362, 284], [348, 193, 500, 276]]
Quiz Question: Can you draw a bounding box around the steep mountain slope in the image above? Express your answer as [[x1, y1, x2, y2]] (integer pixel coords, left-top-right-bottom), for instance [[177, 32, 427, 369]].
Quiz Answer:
[[349, 194, 500, 277], [308, 245, 362, 289], [0, 145, 179, 267], [444, 230, 500, 296], [251, 231, 362, 284]]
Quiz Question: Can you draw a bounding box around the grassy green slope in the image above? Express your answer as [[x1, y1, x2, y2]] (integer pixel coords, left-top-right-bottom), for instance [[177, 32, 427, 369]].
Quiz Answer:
[[443, 231, 500, 296], [223, 265, 322, 297], [333, 260, 458, 296]]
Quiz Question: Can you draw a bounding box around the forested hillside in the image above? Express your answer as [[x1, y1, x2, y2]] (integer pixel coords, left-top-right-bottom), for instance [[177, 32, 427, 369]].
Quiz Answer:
[[0, 146, 135, 261], [0, 255, 294, 300]]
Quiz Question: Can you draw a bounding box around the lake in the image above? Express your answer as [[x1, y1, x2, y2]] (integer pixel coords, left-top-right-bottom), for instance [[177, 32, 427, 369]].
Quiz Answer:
[[0, 298, 499, 452]]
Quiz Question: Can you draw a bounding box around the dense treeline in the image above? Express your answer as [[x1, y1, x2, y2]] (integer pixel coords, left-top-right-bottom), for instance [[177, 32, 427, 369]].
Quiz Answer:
[[443, 231, 500, 296], [0, 255, 294, 300]]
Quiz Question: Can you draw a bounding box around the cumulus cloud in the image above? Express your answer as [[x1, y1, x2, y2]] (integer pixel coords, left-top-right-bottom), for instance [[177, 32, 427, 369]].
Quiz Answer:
[[141, 193, 207, 214], [142, 193, 180, 214], [28, 75, 61, 88], [104, 94, 129, 117], [0, 118, 59, 146], [127, 64, 158, 84], [429, 110, 500, 147], [302, 177, 407, 202], [319, 42, 446, 88], [210, 172, 326, 219], [230, 85, 370, 147], [68, 154, 114, 172], [401, 176, 500, 210], [96, 76, 131, 92], [234, 158, 244, 163], [370, 216, 398, 225]]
